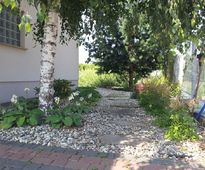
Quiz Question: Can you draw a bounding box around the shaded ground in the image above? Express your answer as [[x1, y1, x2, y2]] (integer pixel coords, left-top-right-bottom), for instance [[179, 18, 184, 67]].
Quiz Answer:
[[0, 140, 204, 170]]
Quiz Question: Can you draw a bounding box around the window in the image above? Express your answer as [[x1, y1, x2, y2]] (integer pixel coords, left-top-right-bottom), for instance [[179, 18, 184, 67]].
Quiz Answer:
[[0, 8, 21, 47]]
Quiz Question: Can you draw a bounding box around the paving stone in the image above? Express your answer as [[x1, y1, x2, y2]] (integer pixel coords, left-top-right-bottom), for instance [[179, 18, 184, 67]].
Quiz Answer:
[[100, 134, 141, 145], [0, 159, 27, 169], [78, 150, 98, 157], [63, 148, 78, 155], [51, 147, 67, 153], [107, 153, 119, 159], [22, 163, 42, 170], [38, 165, 66, 170]]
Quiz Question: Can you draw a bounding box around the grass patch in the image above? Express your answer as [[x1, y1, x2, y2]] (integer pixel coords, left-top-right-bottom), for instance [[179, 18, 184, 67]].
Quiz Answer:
[[79, 64, 128, 89]]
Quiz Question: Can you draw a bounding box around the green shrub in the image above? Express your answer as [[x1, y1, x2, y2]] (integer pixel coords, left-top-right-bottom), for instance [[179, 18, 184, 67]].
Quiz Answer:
[[77, 87, 101, 105], [35, 79, 72, 100], [165, 109, 199, 141], [153, 112, 172, 128], [53, 79, 72, 99], [138, 75, 198, 141], [138, 75, 181, 116]]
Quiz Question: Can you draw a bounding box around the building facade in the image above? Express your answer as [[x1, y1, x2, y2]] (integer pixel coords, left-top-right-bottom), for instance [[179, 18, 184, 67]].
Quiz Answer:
[[0, 2, 79, 103]]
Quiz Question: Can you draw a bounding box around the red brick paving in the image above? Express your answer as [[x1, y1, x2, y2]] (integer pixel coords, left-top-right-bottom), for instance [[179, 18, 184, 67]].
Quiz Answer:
[[0, 143, 204, 170]]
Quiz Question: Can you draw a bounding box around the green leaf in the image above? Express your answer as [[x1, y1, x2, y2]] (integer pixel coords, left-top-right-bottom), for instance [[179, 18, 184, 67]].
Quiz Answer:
[[63, 116, 73, 127], [4, 0, 10, 7], [16, 116, 25, 127], [11, 0, 16, 9], [3, 111, 23, 117], [17, 105, 24, 111], [0, 122, 13, 129], [51, 123, 62, 129], [18, 23, 24, 30], [28, 115, 38, 126], [29, 109, 44, 117], [191, 18, 196, 28], [3, 116, 17, 123], [72, 114, 82, 126], [46, 114, 62, 124], [25, 23, 31, 33], [0, 4, 2, 13]]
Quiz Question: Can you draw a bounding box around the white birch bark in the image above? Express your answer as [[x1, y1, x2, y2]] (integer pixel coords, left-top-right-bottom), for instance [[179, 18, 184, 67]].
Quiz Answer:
[[39, 11, 58, 112]]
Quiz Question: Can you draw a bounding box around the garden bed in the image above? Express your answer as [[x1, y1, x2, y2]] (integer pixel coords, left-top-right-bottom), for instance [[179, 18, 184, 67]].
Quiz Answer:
[[0, 88, 205, 168]]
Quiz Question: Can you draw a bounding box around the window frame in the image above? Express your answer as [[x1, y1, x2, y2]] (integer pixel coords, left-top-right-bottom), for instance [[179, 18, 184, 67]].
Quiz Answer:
[[0, 8, 25, 49]]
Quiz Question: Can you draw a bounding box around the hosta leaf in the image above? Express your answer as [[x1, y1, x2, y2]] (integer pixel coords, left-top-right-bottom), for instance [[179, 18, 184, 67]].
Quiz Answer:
[[16, 116, 25, 127], [72, 114, 82, 126], [46, 114, 62, 124], [29, 109, 44, 117], [28, 116, 38, 126], [0, 122, 13, 129], [63, 116, 73, 127], [4, 116, 17, 123], [51, 123, 62, 129], [3, 111, 23, 117]]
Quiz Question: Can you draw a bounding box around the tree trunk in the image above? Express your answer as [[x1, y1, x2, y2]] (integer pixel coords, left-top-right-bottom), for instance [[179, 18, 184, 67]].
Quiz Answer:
[[193, 58, 203, 99], [39, 11, 58, 112], [128, 65, 134, 90]]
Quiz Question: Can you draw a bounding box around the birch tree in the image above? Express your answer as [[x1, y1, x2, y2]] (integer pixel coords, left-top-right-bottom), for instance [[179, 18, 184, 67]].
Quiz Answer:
[[0, 0, 124, 112]]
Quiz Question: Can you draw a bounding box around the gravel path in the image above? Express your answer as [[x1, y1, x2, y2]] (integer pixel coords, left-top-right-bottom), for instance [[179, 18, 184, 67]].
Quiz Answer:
[[0, 88, 205, 168]]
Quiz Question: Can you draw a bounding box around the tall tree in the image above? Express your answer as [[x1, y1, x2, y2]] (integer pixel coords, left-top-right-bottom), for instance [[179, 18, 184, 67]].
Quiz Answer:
[[86, 22, 163, 89]]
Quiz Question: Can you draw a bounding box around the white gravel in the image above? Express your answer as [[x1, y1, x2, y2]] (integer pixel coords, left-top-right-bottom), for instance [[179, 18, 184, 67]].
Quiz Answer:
[[0, 88, 205, 168]]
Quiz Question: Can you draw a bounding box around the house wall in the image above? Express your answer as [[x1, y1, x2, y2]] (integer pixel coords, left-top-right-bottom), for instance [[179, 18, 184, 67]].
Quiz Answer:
[[0, 2, 79, 103]]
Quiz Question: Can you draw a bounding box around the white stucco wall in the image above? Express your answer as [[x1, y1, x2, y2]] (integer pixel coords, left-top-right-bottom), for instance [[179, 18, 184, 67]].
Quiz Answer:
[[0, 2, 79, 103]]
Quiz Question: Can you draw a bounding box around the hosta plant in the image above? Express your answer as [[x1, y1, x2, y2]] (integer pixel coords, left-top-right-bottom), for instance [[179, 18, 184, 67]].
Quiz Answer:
[[0, 96, 44, 129]]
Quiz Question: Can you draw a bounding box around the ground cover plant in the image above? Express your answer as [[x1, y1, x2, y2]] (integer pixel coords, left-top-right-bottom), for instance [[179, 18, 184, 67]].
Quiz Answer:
[[0, 85, 101, 129], [137, 75, 199, 141]]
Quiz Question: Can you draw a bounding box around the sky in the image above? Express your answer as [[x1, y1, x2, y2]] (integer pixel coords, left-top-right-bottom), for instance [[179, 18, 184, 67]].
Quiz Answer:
[[79, 45, 89, 64]]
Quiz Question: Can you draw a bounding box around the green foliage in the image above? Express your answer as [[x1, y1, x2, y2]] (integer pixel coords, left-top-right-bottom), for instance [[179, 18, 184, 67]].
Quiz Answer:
[[46, 110, 82, 129], [78, 87, 101, 105], [35, 79, 72, 100], [53, 79, 72, 99], [85, 15, 163, 89], [45, 87, 100, 128], [165, 110, 199, 141], [79, 64, 128, 88], [0, 87, 100, 129], [0, 98, 44, 129], [138, 75, 198, 141], [139, 76, 173, 116], [79, 64, 96, 71]]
